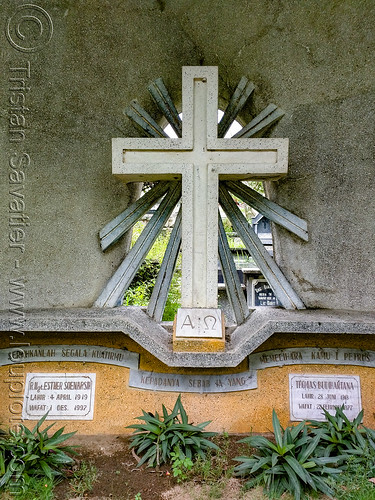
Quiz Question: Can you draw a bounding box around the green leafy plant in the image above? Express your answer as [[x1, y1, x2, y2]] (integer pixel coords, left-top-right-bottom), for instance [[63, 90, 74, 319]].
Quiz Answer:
[[170, 450, 193, 482], [187, 432, 235, 499], [127, 395, 219, 467], [234, 410, 342, 500], [191, 432, 234, 484], [308, 405, 371, 460], [124, 259, 161, 306], [0, 413, 76, 492], [162, 268, 181, 320]]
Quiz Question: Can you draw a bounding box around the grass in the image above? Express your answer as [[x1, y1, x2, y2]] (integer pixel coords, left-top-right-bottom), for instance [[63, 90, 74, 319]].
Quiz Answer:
[[184, 433, 235, 498], [0, 461, 97, 500], [2, 476, 56, 500], [332, 456, 375, 500], [68, 460, 97, 497]]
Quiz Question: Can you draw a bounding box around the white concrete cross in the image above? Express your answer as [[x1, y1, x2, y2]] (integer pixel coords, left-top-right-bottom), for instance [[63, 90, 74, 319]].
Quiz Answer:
[[112, 66, 288, 309]]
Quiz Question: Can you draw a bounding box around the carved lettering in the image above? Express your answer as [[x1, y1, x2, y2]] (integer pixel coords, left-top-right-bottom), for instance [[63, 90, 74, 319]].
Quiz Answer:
[[204, 315, 216, 330], [290, 374, 361, 422], [23, 373, 96, 421], [181, 314, 194, 329]]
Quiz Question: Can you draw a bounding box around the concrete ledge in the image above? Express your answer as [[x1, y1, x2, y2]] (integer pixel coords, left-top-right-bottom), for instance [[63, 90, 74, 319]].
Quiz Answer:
[[1, 307, 375, 367]]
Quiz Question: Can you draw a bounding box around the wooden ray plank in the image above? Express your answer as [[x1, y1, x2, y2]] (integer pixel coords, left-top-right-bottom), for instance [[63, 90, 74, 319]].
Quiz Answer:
[[219, 184, 305, 310], [233, 104, 284, 138], [94, 182, 181, 308], [148, 77, 182, 138], [147, 206, 182, 322], [99, 181, 172, 251], [218, 213, 250, 325], [224, 180, 308, 242], [218, 77, 255, 138], [125, 100, 167, 138]]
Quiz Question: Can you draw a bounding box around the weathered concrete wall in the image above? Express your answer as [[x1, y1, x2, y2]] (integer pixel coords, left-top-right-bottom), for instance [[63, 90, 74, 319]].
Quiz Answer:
[[1, 0, 374, 311], [1, 1, 199, 310]]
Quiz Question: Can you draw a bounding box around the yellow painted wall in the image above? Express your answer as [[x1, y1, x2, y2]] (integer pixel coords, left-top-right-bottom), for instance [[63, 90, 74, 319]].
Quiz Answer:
[[1, 332, 375, 434]]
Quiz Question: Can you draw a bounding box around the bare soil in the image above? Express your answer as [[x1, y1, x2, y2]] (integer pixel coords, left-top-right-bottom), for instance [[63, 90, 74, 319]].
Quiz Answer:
[[53, 434, 271, 500]]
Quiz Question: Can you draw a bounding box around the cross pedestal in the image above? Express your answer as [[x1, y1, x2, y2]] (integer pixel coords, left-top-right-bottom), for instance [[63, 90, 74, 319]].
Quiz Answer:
[[112, 67, 288, 350]]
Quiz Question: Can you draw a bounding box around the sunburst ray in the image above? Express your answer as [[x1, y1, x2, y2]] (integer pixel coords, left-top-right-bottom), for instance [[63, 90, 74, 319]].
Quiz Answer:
[[148, 77, 182, 138], [218, 212, 250, 324], [95, 182, 181, 307], [223, 180, 308, 241], [219, 183, 305, 310], [233, 103, 285, 138], [147, 206, 182, 322], [218, 76, 254, 138], [99, 181, 172, 251], [125, 100, 167, 138]]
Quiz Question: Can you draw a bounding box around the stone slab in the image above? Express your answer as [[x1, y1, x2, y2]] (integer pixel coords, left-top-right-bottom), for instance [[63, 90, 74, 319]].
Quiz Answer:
[[1, 307, 375, 367], [22, 373, 96, 420], [289, 373, 362, 421], [1, 345, 139, 368]]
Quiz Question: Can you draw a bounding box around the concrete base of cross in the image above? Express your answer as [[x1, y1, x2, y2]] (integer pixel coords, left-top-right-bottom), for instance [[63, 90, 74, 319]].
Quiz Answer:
[[173, 308, 225, 352]]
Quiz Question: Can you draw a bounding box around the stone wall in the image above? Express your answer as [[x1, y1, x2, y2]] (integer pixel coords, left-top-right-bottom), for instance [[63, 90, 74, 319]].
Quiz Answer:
[[1, 0, 374, 311]]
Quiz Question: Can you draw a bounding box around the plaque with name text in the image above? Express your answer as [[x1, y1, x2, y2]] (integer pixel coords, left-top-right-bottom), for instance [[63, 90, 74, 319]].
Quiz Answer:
[[252, 280, 280, 307], [289, 373, 362, 421], [22, 373, 96, 420]]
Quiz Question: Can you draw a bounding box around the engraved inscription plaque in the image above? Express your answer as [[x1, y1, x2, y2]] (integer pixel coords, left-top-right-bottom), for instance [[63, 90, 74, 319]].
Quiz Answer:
[[174, 308, 224, 338], [289, 374, 362, 421], [1, 345, 139, 368], [129, 369, 257, 393], [22, 373, 96, 420]]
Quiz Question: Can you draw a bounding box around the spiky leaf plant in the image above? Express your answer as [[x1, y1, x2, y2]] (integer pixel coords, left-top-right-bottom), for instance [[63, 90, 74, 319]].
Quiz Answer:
[[0, 413, 76, 491], [234, 410, 342, 500], [127, 394, 219, 467]]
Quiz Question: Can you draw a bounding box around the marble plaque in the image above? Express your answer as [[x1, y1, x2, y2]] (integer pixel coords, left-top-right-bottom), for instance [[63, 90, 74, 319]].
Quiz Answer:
[[175, 308, 224, 338], [289, 373, 362, 421], [129, 369, 257, 393], [22, 373, 96, 420]]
